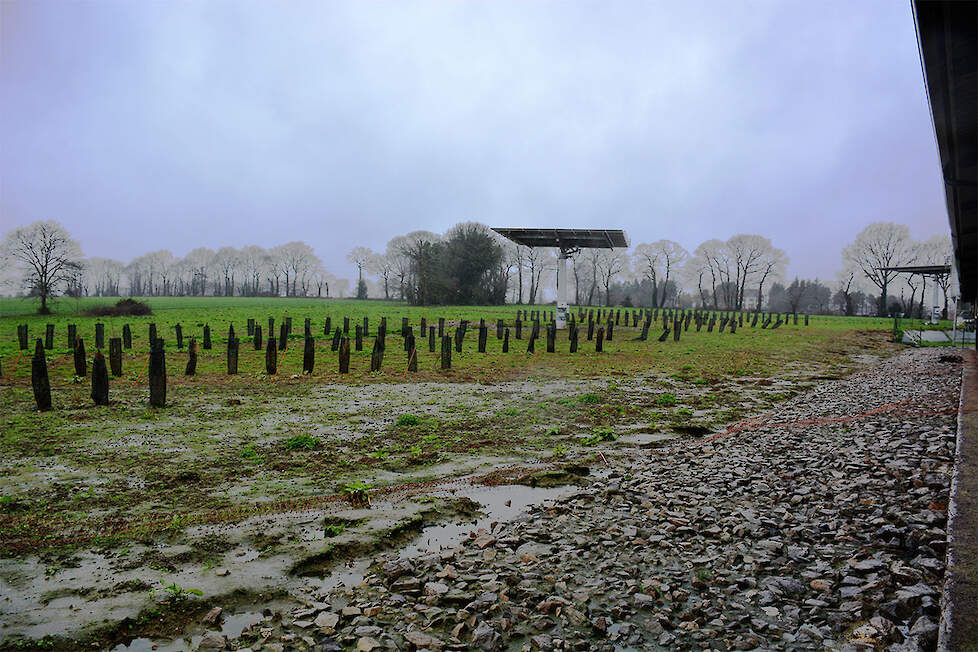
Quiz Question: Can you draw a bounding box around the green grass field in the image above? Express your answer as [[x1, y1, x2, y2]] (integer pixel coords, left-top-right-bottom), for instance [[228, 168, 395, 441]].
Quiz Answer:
[[0, 296, 902, 556]]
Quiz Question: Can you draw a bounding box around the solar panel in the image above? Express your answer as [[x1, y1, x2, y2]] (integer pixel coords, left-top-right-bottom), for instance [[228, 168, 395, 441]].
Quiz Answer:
[[491, 228, 629, 250]]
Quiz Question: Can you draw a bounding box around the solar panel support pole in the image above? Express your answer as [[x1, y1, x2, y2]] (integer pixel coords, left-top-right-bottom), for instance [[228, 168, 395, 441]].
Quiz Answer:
[[556, 251, 570, 329]]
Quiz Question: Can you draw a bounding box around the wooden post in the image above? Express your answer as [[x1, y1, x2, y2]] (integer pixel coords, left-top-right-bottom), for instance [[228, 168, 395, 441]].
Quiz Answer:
[[478, 325, 488, 353], [331, 327, 342, 351], [304, 318, 312, 339], [420, 318, 427, 338], [515, 319, 522, 340], [303, 336, 315, 374], [175, 323, 183, 350], [266, 336, 278, 374], [527, 332, 536, 353], [339, 337, 350, 373], [673, 319, 681, 341], [91, 352, 109, 406], [31, 339, 52, 412], [324, 317, 331, 335], [595, 327, 605, 352], [344, 317, 351, 335], [546, 323, 555, 353], [278, 323, 288, 350], [247, 318, 255, 336], [805, 314, 809, 326], [606, 321, 614, 342], [401, 317, 409, 338], [429, 327, 436, 352], [268, 317, 275, 337], [202, 325, 211, 349], [285, 317, 293, 335], [454, 328, 463, 353], [370, 337, 384, 371], [441, 335, 451, 369], [406, 335, 417, 372], [68, 324, 77, 350], [496, 319, 504, 339], [729, 318, 737, 334], [227, 337, 239, 375], [185, 339, 198, 376], [569, 325, 578, 352], [363, 316, 369, 337], [403, 326, 414, 351], [658, 327, 670, 342], [148, 339, 166, 408], [253, 324, 263, 350], [503, 328, 510, 352], [122, 324, 131, 349], [73, 338, 87, 376], [95, 323, 105, 349], [18, 324, 28, 350], [109, 338, 123, 376], [149, 323, 158, 347], [587, 320, 594, 341], [355, 324, 363, 351], [438, 317, 445, 338], [45, 324, 54, 350]]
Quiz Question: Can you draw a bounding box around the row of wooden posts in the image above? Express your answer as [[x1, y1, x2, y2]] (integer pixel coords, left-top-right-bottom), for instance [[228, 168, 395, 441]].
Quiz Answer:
[[21, 309, 809, 412]]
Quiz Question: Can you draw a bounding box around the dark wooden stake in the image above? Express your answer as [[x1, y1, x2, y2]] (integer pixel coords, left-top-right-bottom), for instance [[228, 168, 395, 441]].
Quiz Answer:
[[303, 336, 315, 374], [202, 325, 211, 349], [595, 327, 605, 352], [185, 339, 198, 376], [73, 338, 87, 376], [440, 335, 451, 369], [31, 339, 52, 411], [253, 324, 263, 350], [266, 336, 278, 374], [91, 352, 109, 405], [339, 337, 350, 373], [122, 324, 132, 349], [227, 337, 239, 375], [109, 338, 123, 376], [148, 340, 166, 408], [45, 324, 54, 350]]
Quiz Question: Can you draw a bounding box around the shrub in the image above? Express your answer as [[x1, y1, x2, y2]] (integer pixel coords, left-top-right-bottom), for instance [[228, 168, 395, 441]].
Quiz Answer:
[[656, 393, 677, 406], [282, 434, 318, 450], [396, 414, 421, 427], [85, 298, 152, 317]]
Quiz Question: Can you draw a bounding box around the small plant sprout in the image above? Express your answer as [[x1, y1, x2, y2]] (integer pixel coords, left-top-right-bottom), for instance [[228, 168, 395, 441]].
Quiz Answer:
[[341, 480, 373, 508]]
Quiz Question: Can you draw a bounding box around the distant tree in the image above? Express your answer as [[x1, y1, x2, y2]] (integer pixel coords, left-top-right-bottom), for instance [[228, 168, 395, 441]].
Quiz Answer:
[[0, 221, 84, 313], [182, 247, 215, 296], [842, 222, 915, 316], [84, 257, 125, 297], [633, 240, 688, 308], [595, 250, 628, 306], [239, 245, 270, 296], [368, 251, 394, 300], [346, 246, 373, 296]]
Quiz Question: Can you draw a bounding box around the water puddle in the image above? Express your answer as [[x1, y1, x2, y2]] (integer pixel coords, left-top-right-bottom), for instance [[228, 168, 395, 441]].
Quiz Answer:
[[618, 432, 678, 448], [398, 484, 572, 558]]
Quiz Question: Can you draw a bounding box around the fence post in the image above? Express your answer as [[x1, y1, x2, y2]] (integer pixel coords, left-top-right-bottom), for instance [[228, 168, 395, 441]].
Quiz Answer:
[[148, 339, 166, 408], [31, 339, 52, 412]]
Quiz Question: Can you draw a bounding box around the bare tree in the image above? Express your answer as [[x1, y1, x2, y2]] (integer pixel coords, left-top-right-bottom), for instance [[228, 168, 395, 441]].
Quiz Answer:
[[212, 246, 241, 296], [595, 249, 627, 306], [919, 234, 953, 317], [633, 240, 688, 307], [525, 247, 554, 305], [239, 245, 270, 296], [84, 257, 125, 296], [1, 221, 84, 312], [842, 222, 915, 316], [367, 251, 394, 299]]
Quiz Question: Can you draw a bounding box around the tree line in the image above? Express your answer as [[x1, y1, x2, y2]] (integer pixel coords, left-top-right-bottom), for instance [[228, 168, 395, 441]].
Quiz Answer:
[[1, 219, 953, 316]]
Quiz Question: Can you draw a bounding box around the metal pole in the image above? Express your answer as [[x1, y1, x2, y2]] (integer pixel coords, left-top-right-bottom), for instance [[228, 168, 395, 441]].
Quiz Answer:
[[556, 252, 569, 330]]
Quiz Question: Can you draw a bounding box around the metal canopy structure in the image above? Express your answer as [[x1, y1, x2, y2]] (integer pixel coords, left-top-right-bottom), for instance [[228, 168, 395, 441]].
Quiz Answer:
[[878, 264, 952, 324], [878, 264, 952, 276], [491, 228, 630, 329], [914, 1, 977, 304], [491, 228, 629, 254]]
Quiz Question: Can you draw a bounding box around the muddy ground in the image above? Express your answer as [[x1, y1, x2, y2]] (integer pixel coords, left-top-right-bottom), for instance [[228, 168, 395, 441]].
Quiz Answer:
[[0, 334, 923, 651]]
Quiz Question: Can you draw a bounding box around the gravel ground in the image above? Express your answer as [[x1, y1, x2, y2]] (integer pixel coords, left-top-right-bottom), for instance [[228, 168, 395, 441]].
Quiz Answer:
[[192, 348, 961, 652]]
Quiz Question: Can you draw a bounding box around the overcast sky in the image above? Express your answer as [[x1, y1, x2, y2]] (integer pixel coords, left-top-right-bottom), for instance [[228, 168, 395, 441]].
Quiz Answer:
[[0, 0, 949, 281]]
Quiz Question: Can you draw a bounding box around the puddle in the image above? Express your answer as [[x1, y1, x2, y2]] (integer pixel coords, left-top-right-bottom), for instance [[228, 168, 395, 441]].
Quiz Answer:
[[309, 559, 372, 594], [221, 610, 264, 638], [111, 638, 190, 652], [618, 432, 678, 448], [397, 484, 572, 558]]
